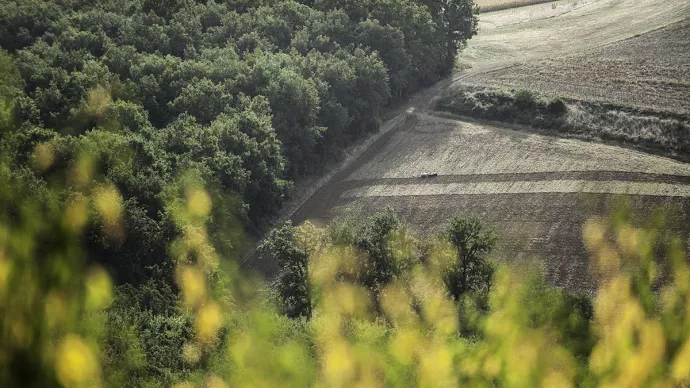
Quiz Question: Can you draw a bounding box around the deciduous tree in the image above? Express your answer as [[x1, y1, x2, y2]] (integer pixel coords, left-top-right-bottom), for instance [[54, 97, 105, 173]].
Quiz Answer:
[[444, 215, 497, 300]]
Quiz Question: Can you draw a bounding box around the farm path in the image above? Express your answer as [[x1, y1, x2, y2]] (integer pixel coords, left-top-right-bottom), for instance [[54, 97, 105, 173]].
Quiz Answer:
[[289, 0, 690, 293]]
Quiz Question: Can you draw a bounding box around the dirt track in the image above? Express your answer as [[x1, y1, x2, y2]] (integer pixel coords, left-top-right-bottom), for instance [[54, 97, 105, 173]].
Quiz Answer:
[[290, 0, 690, 293]]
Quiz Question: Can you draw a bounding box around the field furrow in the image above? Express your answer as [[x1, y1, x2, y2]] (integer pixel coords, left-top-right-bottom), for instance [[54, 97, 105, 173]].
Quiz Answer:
[[342, 180, 690, 198], [292, 0, 690, 293]]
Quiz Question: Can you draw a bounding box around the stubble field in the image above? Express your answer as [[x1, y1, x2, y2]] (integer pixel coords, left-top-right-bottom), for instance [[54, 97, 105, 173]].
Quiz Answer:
[[476, 0, 555, 12], [465, 19, 690, 114], [293, 114, 690, 293], [458, 0, 690, 114], [291, 0, 690, 293]]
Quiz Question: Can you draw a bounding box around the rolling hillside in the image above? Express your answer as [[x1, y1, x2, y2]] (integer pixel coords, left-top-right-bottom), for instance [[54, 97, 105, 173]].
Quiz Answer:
[[291, 0, 690, 293]]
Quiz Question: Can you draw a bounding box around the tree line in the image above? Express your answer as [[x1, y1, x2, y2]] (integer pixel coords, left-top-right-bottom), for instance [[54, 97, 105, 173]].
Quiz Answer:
[[261, 210, 592, 340]]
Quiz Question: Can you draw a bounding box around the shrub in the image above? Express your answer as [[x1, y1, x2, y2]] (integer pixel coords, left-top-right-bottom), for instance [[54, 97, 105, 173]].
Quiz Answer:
[[514, 89, 539, 111], [547, 98, 568, 116], [496, 104, 519, 121], [475, 90, 513, 106], [438, 88, 571, 129], [438, 92, 480, 116], [259, 221, 312, 320]]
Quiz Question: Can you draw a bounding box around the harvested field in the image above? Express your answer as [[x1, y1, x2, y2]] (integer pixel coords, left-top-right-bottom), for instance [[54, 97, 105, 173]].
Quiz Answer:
[[476, 0, 555, 13], [344, 116, 690, 179], [292, 114, 690, 293], [290, 0, 690, 293], [464, 19, 690, 114], [343, 181, 690, 199], [457, 0, 690, 75]]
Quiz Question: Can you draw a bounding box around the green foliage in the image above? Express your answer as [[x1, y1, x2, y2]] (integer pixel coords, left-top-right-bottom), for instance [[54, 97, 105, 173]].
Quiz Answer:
[[0, 1, 483, 329], [443, 215, 497, 301], [0, 0, 480, 253], [353, 209, 419, 295], [0, 50, 23, 129], [514, 89, 538, 110], [547, 97, 568, 116], [3, 149, 690, 387], [437, 87, 570, 127], [259, 222, 312, 319], [104, 281, 194, 386], [0, 144, 115, 387]]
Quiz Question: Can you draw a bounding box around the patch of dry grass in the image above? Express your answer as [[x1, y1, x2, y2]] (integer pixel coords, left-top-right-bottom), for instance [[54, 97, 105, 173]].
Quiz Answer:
[[565, 105, 690, 154], [476, 0, 555, 13], [345, 112, 690, 181], [437, 86, 690, 160]]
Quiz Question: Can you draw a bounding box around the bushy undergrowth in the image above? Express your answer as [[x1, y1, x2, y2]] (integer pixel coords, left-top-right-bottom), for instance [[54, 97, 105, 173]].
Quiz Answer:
[[437, 88, 568, 127], [2, 158, 690, 387], [566, 105, 690, 155], [438, 87, 690, 158]]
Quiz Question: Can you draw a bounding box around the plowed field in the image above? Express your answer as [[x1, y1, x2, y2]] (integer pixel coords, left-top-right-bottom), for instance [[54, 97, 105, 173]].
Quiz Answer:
[[291, 0, 690, 293]]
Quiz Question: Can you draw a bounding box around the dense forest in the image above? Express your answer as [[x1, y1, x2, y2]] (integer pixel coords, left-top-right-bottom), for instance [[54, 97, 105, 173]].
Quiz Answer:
[[0, 0, 480, 385], [0, 0, 478, 285]]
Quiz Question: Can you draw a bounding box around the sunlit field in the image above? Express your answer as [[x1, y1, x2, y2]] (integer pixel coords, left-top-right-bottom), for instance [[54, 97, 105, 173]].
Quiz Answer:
[[475, 0, 554, 12], [465, 19, 690, 114]]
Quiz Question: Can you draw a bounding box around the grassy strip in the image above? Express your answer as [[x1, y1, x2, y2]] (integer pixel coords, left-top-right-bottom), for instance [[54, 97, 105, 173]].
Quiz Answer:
[[437, 87, 690, 159], [477, 0, 556, 13], [437, 88, 569, 127]]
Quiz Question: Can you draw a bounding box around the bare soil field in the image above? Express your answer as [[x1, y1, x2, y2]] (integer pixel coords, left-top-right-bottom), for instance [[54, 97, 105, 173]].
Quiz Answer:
[[290, 0, 690, 293]]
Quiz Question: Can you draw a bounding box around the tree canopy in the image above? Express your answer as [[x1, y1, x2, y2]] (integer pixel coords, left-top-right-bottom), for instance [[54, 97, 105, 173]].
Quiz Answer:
[[0, 2, 479, 384], [0, 0, 478, 285]]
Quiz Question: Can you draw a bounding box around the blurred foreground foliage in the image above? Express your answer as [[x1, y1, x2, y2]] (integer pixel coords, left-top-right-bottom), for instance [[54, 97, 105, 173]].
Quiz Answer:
[[1, 144, 689, 387]]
